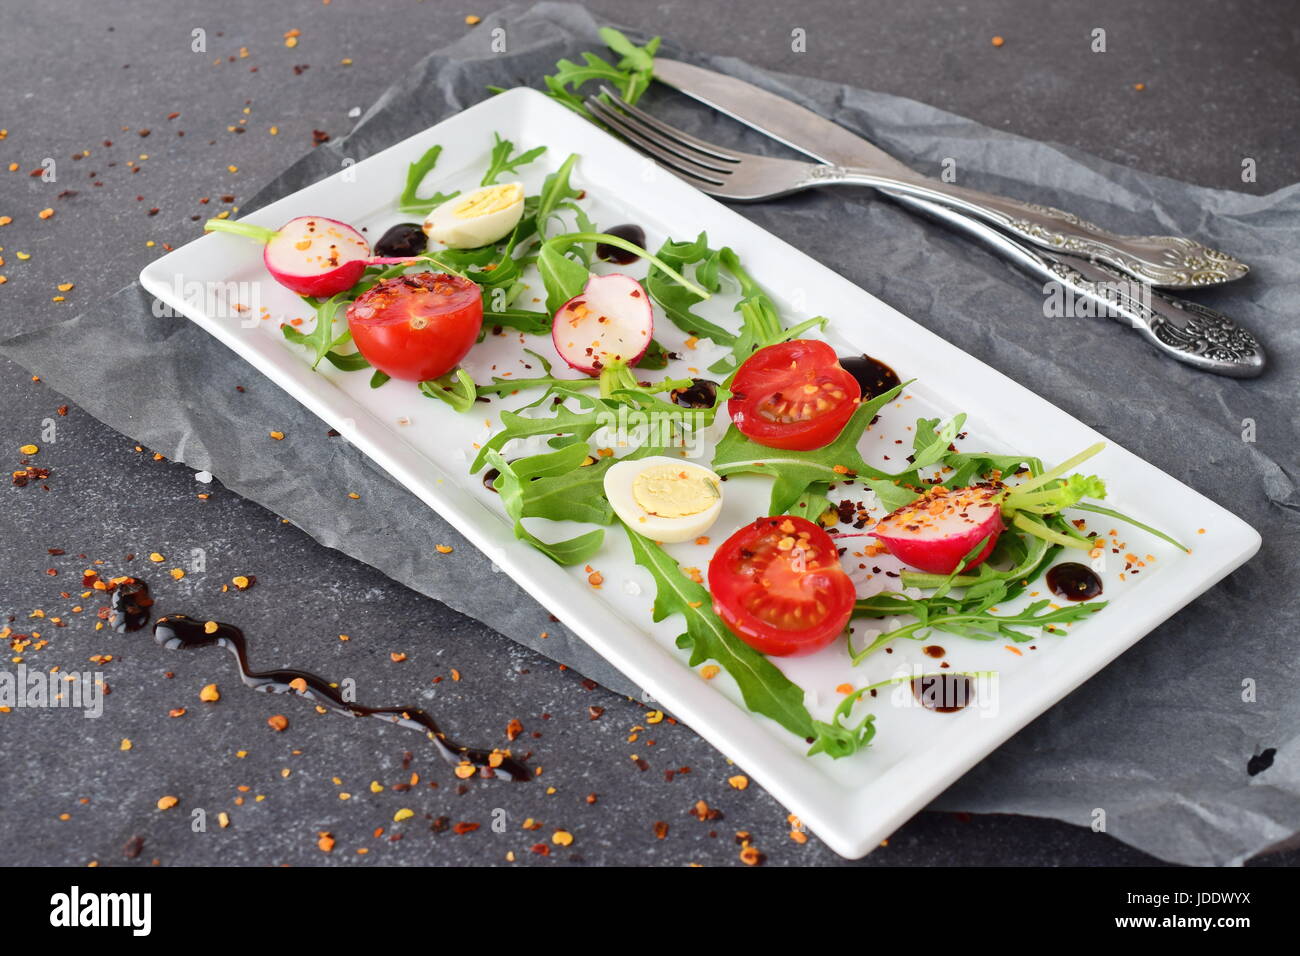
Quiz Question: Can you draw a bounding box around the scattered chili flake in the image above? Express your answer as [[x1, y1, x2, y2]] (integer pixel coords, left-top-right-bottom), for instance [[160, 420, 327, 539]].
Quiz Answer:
[[317, 832, 335, 852], [728, 775, 749, 790], [739, 845, 765, 865], [435, 544, 454, 554], [268, 430, 285, 440], [168, 708, 186, 718], [38, 208, 54, 220], [156, 795, 179, 811], [506, 718, 524, 741], [991, 35, 1005, 47], [652, 821, 669, 840], [199, 683, 220, 702], [552, 829, 574, 846], [389, 651, 407, 663], [267, 714, 289, 732], [587, 571, 604, 588], [452, 821, 480, 835], [19, 443, 38, 455], [465, 14, 482, 25], [393, 808, 415, 823]]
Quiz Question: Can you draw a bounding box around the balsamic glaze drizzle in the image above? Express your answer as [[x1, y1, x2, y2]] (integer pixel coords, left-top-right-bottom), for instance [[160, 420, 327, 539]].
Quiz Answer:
[[109, 579, 154, 633], [373, 222, 428, 258], [911, 674, 973, 713], [839, 354, 902, 400], [596, 223, 647, 264], [152, 614, 529, 782], [670, 378, 720, 410], [1045, 562, 1104, 602]]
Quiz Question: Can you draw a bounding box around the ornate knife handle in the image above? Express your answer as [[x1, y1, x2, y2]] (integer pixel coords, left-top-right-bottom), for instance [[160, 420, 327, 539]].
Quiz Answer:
[[884, 190, 1265, 378], [1050, 255, 1265, 377], [815, 165, 1250, 290]]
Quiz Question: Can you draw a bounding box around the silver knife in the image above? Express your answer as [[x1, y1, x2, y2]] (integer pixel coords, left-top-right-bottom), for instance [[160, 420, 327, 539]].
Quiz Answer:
[[652, 58, 1265, 378]]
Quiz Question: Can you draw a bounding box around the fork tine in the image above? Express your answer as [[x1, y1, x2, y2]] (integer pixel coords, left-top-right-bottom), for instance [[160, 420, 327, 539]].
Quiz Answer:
[[595, 85, 743, 165], [584, 95, 734, 176], [584, 97, 729, 187]]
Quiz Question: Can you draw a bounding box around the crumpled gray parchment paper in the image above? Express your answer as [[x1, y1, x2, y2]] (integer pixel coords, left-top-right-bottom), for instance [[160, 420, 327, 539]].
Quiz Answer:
[[4, 1, 1298, 866]]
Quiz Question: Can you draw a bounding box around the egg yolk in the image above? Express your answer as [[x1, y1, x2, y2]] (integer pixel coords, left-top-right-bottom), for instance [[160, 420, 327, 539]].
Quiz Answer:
[[454, 183, 522, 220], [631, 465, 719, 518]]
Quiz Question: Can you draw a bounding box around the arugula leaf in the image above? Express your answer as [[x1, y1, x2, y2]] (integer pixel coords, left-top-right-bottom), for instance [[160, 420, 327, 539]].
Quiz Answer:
[[540, 29, 662, 114], [321, 348, 370, 372], [398, 144, 459, 216], [623, 524, 815, 740], [646, 233, 738, 345], [1072, 502, 1189, 552], [712, 381, 910, 514], [534, 153, 582, 237], [862, 477, 923, 513], [481, 308, 552, 336], [280, 294, 352, 369], [419, 369, 478, 413], [369, 370, 390, 389], [480, 134, 547, 186], [537, 241, 590, 313], [471, 388, 607, 472], [849, 592, 1105, 663], [485, 447, 605, 565]]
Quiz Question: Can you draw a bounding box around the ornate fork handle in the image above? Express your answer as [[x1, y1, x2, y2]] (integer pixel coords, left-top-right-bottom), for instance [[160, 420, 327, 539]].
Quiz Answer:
[[807, 165, 1249, 290]]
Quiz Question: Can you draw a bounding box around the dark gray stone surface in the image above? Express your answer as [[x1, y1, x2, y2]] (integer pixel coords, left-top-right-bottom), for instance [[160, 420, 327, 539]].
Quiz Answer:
[[1, 0, 1296, 866]]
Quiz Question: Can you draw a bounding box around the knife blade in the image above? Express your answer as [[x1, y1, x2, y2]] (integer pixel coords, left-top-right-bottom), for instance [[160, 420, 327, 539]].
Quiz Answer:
[[652, 58, 914, 175]]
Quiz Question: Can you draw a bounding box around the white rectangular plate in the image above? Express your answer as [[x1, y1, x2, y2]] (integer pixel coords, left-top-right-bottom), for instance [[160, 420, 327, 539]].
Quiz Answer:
[[141, 87, 1260, 858]]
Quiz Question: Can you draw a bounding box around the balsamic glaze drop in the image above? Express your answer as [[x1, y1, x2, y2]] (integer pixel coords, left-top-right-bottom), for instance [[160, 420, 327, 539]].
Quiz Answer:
[[840, 354, 902, 400], [374, 222, 428, 258], [670, 378, 720, 410], [482, 468, 502, 493], [109, 578, 154, 633], [597, 223, 646, 264], [922, 645, 946, 659], [1046, 562, 1104, 602], [911, 674, 973, 713], [152, 613, 530, 781]]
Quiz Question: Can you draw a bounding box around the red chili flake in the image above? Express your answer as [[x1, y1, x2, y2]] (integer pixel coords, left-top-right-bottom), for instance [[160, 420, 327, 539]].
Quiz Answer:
[[530, 843, 550, 856], [652, 821, 669, 840], [451, 821, 480, 835], [311, 129, 331, 146], [506, 719, 523, 741], [587, 705, 604, 720]]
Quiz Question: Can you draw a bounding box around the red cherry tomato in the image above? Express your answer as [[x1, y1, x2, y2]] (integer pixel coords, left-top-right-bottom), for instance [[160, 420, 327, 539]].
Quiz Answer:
[[346, 273, 482, 382], [708, 515, 856, 657], [727, 340, 861, 451]]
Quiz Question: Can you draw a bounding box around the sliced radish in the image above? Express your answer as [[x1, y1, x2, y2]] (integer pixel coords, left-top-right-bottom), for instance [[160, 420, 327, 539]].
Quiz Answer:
[[205, 215, 372, 298], [872, 485, 1005, 574], [552, 273, 653, 375]]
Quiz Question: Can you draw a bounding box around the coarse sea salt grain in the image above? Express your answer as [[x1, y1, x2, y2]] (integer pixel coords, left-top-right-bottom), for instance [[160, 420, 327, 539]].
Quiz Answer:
[[195, 471, 213, 483], [622, 579, 641, 596]]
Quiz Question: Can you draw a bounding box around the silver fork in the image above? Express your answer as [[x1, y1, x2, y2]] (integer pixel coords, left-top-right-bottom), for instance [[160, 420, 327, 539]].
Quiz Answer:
[[584, 89, 1264, 378], [585, 86, 1248, 291]]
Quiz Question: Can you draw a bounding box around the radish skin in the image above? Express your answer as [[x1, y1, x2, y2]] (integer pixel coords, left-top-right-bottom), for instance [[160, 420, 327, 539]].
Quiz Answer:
[[206, 215, 371, 298], [552, 273, 654, 375], [873, 486, 1005, 575]]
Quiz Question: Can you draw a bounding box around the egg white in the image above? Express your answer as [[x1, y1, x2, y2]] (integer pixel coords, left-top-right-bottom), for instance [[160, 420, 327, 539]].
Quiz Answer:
[[423, 183, 524, 250], [603, 455, 724, 544]]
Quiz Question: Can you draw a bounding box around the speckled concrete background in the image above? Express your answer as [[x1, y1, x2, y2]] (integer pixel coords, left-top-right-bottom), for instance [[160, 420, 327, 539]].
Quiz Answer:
[[1, 0, 1296, 866]]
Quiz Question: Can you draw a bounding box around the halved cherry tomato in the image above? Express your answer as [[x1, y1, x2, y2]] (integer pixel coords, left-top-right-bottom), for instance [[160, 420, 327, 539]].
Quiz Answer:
[[708, 515, 856, 657], [347, 272, 482, 381], [727, 340, 861, 451]]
